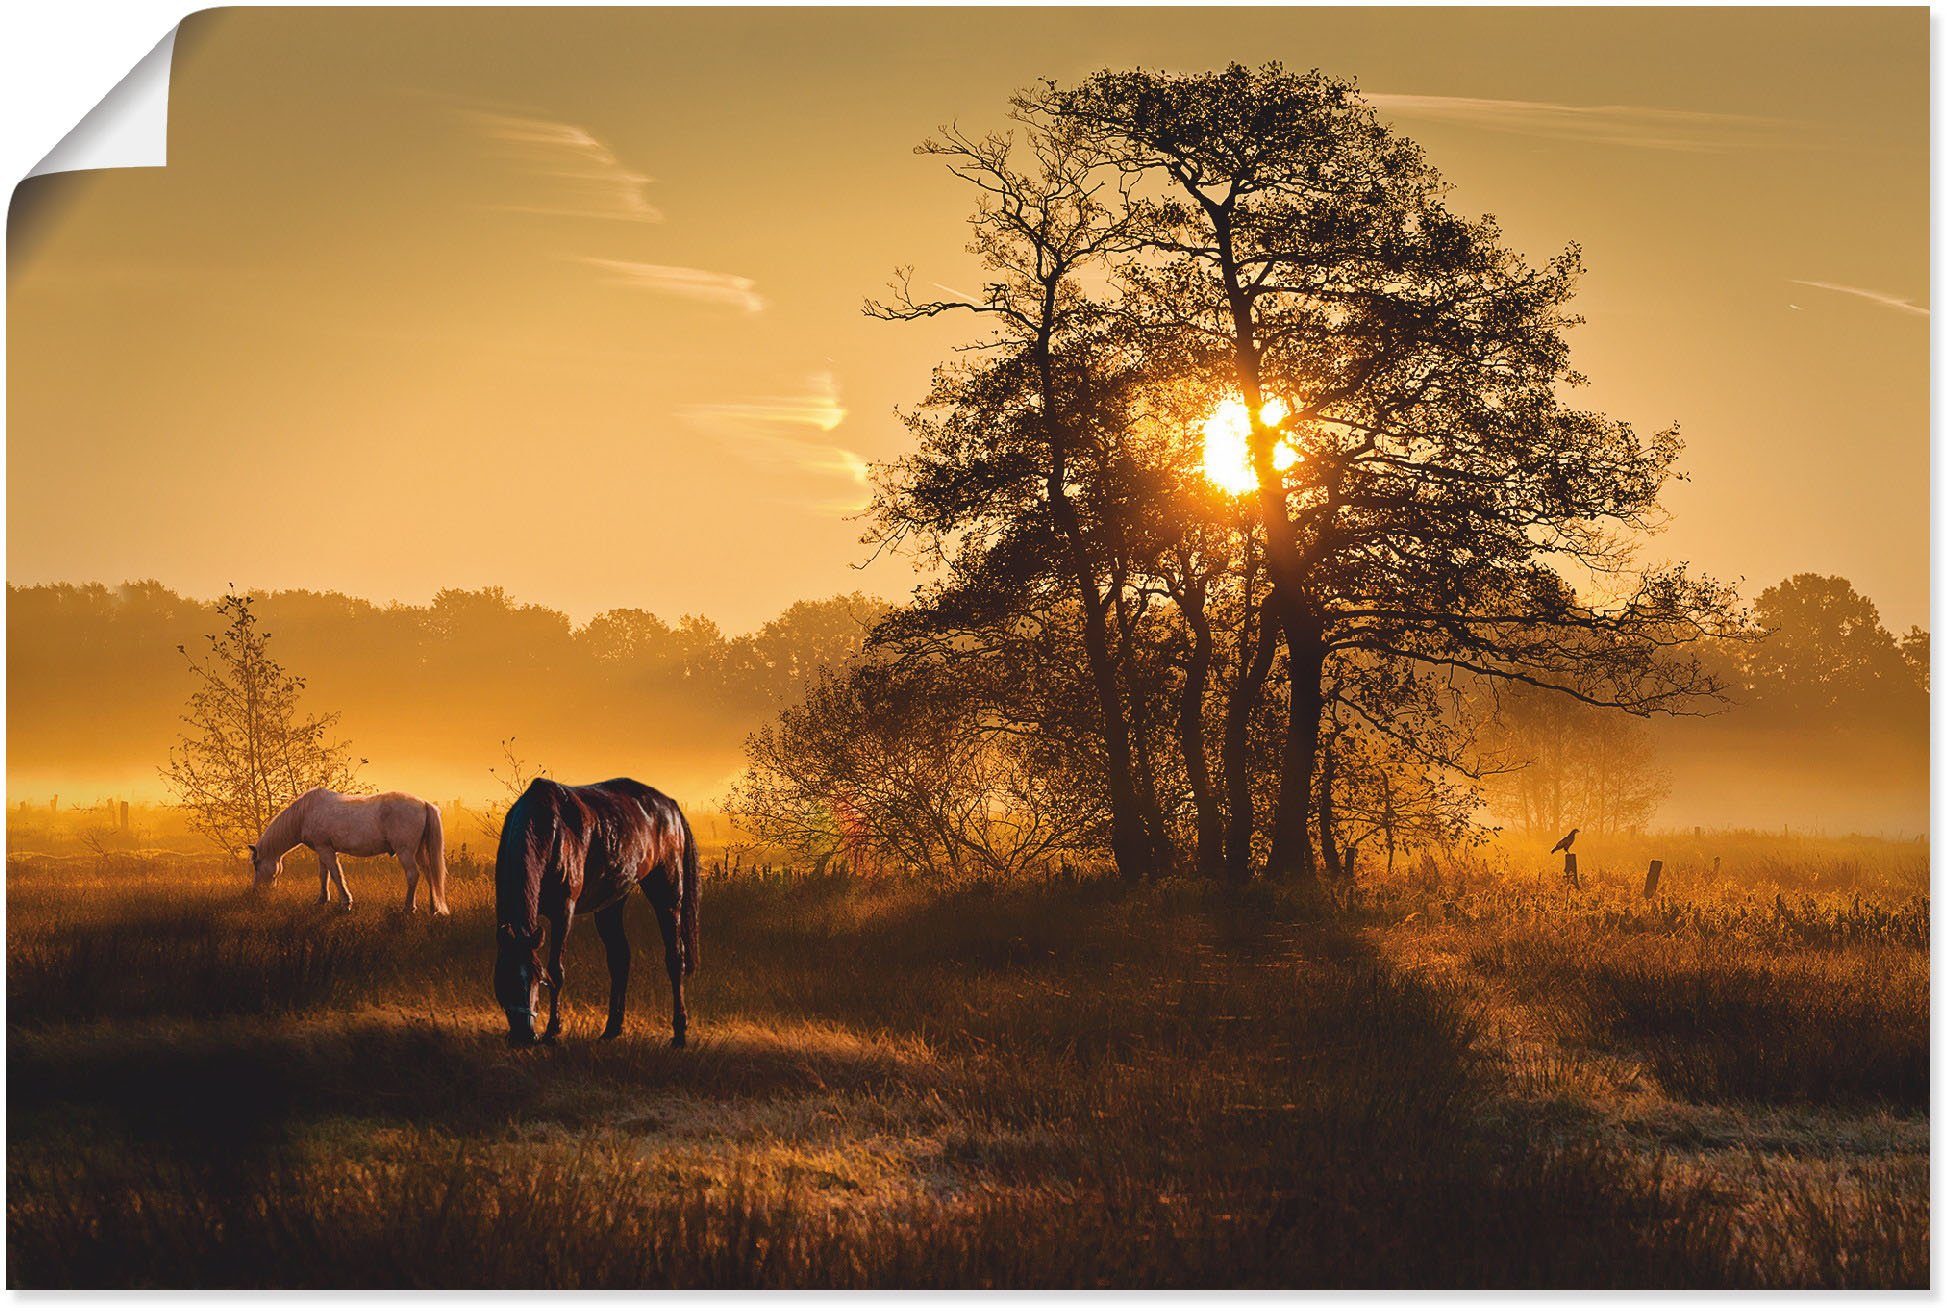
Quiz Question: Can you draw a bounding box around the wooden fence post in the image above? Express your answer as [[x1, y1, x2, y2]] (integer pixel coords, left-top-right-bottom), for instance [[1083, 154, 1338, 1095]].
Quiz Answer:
[[1643, 859, 1663, 899], [1563, 851, 1580, 890]]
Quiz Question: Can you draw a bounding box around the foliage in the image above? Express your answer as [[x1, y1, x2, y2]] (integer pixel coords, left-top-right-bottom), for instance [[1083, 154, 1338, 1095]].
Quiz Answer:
[[728, 655, 1104, 879], [1034, 64, 1742, 884], [1738, 574, 1925, 727]]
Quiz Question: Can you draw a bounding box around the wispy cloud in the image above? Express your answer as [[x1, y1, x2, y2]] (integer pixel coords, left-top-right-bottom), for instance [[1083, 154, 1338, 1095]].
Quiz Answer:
[[683, 371, 848, 435], [681, 373, 868, 511], [461, 109, 661, 222], [1368, 93, 1793, 153], [577, 258, 766, 312], [1789, 279, 1929, 318]]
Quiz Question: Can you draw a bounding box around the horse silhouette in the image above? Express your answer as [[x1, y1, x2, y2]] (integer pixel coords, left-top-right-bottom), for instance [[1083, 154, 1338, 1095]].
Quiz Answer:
[[492, 777, 699, 1047]]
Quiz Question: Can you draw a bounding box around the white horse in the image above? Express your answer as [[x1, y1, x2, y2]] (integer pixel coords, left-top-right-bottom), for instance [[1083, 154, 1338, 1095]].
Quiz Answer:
[[249, 787, 450, 914]]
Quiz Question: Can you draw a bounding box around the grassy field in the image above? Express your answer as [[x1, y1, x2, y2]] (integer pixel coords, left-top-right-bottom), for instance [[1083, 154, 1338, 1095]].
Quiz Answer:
[[6, 833, 1929, 1288]]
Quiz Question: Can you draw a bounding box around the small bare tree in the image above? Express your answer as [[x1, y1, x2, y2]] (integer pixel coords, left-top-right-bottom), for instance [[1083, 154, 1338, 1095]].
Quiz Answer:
[[160, 590, 362, 854], [729, 658, 1103, 880], [475, 735, 549, 841]]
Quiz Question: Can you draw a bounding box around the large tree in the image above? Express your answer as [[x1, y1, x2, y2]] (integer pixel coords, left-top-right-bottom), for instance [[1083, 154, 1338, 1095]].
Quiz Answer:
[[851, 65, 1738, 895], [1040, 64, 1737, 896]]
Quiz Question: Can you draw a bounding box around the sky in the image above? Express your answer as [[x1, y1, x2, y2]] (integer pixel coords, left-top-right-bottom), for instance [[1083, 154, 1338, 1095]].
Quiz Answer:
[[8, 6, 1930, 634]]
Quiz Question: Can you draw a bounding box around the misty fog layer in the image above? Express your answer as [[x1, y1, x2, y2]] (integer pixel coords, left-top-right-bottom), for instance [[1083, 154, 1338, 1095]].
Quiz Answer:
[[7, 575, 1925, 836], [8, 582, 882, 808]]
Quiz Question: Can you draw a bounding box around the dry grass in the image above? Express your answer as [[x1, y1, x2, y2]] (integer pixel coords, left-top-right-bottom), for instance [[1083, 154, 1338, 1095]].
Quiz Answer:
[[5, 836, 1928, 1288], [1469, 932, 1926, 1108]]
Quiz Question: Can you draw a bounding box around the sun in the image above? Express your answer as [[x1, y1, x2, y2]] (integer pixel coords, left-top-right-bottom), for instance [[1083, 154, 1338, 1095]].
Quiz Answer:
[[1200, 397, 1297, 496]]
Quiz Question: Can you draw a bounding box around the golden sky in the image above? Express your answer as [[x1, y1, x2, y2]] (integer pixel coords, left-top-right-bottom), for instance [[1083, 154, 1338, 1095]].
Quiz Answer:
[[8, 6, 1929, 632]]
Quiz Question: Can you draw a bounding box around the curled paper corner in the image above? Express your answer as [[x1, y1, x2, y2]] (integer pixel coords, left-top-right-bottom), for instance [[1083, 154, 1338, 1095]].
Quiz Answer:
[[26, 25, 180, 179]]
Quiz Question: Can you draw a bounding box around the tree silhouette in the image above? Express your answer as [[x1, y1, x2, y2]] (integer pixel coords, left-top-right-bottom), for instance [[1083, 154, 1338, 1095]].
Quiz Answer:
[[1033, 63, 1738, 896], [868, 116, 1162, 878], [1743, 574, 1919, 722], [1479, 683, 1669, 836], [12, 581, 882, 806]]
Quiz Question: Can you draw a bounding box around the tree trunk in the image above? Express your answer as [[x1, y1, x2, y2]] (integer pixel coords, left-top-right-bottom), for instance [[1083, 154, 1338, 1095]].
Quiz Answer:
[[1114, 576, 1177, 875], [1036, 330, 1150, 882], [1317, 733, 1343, 883], [1210, 207, 1332, 905], [1056, 531, 1149, 880], [1221, 613, 1279, 883], [1266, 628, 1328, 906], [1129, 716, 1176, 875], [1178, 598, 1225, 880]]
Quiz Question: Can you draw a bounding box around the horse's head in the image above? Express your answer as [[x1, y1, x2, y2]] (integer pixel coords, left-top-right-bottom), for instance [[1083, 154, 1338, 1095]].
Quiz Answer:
[[248, 843, 283, 889], [494, 922, 545, 1044]]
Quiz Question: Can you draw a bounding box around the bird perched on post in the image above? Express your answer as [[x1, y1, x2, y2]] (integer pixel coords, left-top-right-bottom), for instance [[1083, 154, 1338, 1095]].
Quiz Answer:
[[1550, 828, 1580, 855]]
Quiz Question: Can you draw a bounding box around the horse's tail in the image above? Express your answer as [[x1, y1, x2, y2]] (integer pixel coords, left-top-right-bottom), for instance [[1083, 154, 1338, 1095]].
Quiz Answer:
[[679, 808, 700, 976], [421, 801, 450, 915]]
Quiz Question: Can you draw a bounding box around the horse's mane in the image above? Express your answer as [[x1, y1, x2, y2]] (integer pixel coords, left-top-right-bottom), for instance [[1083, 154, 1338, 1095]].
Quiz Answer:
[[494, 780, 563, 931], [256, 791, 312, 856]]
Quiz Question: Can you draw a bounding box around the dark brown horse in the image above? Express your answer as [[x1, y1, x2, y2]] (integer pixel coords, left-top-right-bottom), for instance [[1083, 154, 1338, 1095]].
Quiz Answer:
[[492, 778, 699, 1047]]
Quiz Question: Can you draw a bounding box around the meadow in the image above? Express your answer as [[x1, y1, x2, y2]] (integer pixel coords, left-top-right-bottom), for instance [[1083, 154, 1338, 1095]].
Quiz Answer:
[[6, 831, 1928, 1288]]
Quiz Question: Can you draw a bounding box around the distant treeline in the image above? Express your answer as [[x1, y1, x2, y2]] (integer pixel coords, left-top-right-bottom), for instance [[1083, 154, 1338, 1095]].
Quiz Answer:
[[1650, 574, 1927, 836], [1476, 572, 1928, 839], [7, 582, 885, 803], [5, 574, 1928, 837]]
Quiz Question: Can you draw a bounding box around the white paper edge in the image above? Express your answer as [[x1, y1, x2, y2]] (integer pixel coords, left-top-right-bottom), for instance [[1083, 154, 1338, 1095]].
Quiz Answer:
[[24, 25, 178, 179]]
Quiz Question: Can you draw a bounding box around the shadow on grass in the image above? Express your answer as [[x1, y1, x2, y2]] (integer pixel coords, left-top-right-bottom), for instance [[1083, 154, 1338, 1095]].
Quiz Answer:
[[10, 1010, 936, 1155]]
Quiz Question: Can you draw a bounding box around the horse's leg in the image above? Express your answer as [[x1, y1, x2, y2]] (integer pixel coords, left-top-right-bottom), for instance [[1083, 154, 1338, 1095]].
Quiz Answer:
[[648, 891, 687, 1049], [327, 850, 353, 910], [399, 848, 421, 913], [595, 903, 630, 1040], [316, 847, 333, 904], [541, 910, 571, 1043]]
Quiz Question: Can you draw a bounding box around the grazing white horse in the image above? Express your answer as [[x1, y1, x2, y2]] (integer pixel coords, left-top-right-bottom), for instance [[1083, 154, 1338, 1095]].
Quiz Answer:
[[249, 787, 450, 914]]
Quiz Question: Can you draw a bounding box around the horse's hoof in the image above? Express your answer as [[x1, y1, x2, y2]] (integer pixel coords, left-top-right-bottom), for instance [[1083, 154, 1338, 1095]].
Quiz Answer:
[[670, 1033, 687, 1050], [599, 1027, 623, 1042], [339, 902, 354, 913]]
